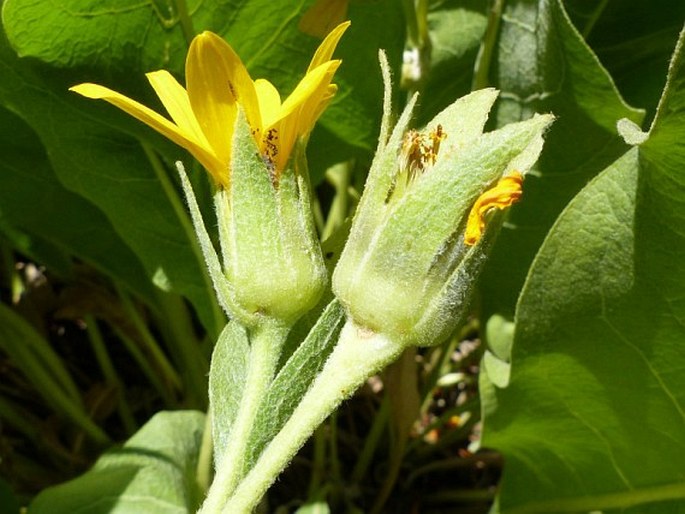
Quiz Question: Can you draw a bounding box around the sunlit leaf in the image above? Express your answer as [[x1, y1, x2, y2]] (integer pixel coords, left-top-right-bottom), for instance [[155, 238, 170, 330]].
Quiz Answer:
[[29, 411, 206, 514], [482, 24, 685, 513]]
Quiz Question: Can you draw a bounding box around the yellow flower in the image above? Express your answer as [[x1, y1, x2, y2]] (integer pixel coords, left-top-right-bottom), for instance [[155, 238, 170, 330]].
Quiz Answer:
[[464, 171, 523, 246], [70, 22, 350, 187]]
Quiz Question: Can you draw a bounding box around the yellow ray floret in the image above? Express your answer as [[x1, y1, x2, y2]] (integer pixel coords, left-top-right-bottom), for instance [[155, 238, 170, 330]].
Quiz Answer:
[[464, 172, 524, 246], [70, 22, 350, 187]]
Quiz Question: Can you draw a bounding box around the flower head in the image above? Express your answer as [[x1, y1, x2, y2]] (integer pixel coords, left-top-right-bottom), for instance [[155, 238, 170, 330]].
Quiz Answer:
[[70, 22, 350, 187], [333, 83, 553, 347]]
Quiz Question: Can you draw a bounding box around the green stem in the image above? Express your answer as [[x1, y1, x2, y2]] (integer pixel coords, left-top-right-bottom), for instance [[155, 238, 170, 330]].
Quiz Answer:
[[117, 285, 183, 393], [111, 325, 176, 406], [197, 409, 215, 495], [28, 332, 83, 407], [13, 344, 110, 444], [155, 291, 209, 409], [415, 0, 430, 46], [581, 0, 609, 39], [307, 425, 327, 498], [419, 337, 458, 415], [400, 0, 432, 94], [84, 315, 136, 434], [350, 394, 389, 483], [0, 396, 42, 445], [199, 321, 289, 514], [174, 0, 196, 45], [222, 320, 405, 514], [472, 0, 506, 91], [311, 194, 326, 236], [0, 301, 82, 406], [142, 144, 225, 337]]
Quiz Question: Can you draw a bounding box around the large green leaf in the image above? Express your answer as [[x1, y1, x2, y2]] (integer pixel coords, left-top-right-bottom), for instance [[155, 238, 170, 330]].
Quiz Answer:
[[479, 0, 644, 316], [29, 410, 206, 514], [0, 28, 223, 332], [565, 0, 685, 119], [2, 0, 403, 153], [0, 104, 154, 303], [481, 25, 685, 513]]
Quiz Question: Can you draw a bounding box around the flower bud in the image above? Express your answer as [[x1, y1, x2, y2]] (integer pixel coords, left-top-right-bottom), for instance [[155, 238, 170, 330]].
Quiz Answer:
[[333, 89, 553, 346], [213, 111, 327, 325]]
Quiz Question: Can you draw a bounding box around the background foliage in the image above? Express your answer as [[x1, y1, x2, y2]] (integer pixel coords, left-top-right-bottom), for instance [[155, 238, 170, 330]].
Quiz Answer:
[[0, 0, 684, 512]]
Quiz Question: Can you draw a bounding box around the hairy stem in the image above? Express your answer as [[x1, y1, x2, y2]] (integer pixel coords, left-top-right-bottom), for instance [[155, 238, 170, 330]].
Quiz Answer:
[[222, 320, 404, 513], [199, 321, 288, 513]]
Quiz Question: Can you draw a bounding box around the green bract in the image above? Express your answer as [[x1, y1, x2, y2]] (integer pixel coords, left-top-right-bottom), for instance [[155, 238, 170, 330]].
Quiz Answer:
[[333, 89, 553, 347], [177, 110, 327, 329], [213, 113, 327, 326]]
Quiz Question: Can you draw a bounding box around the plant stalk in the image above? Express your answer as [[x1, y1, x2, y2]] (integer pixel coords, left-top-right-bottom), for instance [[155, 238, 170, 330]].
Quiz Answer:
[[221, 320, 404, 513], [84, 315, 136, 434], [472, 0, 506, 91], [199, 321, 288, 514]]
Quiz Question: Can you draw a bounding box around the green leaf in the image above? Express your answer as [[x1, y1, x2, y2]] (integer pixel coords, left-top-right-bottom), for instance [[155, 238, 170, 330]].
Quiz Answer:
[[2, 0, 403, 155], [481, 25, 685, 513], [316, 0, 404, 149], [480, 0, 644, 316], [0, 28, 222, 332], [29, 410, 206, 514], [209, 321, 249, 469], [417, 0, 488, 125], [484, 314, 515, 362], [2, 0, 192, 73], [244, 300, 345, 469], [565, 0, 685, 120], [0, 104, 155, 303]]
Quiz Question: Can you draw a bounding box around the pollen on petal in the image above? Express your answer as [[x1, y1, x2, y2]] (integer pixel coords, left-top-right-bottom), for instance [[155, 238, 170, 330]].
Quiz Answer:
[[464, 172, 524, 246]]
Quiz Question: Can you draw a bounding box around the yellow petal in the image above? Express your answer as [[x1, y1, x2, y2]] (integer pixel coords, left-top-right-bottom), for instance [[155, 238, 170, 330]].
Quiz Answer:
[[299, 0, 349, 38], [464, 172, 524, 246], [186, 31, 261, 145], [254, 79, 282, 128], [307, 21, 350, 72], [270, 61, 341, 171], [69, 83, 225, 185], [280, 60, 340, 121], [145, 70, 210, 148], [308, 83, 338, 126], [186, 32, 245, 168]]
